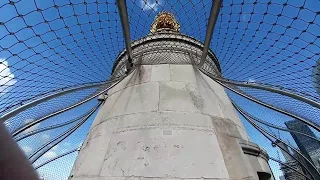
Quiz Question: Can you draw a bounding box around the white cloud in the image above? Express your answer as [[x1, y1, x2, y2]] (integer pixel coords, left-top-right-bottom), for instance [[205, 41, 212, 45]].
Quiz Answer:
[[43, 151, 57, 158], [22, 146, 32, 153], [0, 58, 16, 95], [24, 119, 40, 133], [248, 78, 256, 83], [140, 0, 161, 11]]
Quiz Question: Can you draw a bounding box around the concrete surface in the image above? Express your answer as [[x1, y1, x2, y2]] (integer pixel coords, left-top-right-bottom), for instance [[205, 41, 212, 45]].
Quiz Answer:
[[69, 64, 273, 180]]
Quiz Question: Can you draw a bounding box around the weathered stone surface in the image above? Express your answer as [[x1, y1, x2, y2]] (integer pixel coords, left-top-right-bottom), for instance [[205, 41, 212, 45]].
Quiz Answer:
[[99, 82, 159, 119], [70, 64, 271, 180], [151, 64, 170, 82], [210, 116, 242, 138], [159, 81, 224, 117], [71, 176, 253, 180], [100, 128, 228, 178], [257, 155, 273, 175], [216, 134, 251, 179], [71, 118, 118, 177], [170, 65, 198, 84], [115, 111, 214, 130], [108, 66, 152, 95]]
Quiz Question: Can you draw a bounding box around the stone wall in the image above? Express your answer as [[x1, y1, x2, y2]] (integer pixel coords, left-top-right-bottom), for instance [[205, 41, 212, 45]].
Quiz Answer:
[[69, 64, 273, 180]]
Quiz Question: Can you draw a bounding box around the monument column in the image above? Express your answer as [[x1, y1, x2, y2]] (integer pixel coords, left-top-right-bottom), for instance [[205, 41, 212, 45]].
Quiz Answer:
[[69, 12, 274, 180]]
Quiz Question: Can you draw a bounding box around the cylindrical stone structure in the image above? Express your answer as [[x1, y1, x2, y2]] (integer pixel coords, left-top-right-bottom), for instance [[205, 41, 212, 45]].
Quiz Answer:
[[69, 12, 274, 180]]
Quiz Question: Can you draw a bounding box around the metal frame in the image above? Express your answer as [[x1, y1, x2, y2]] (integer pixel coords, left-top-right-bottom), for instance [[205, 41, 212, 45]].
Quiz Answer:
[[15, 103, 101, 142], [269, 157, 312, 180], [11, 78, 123, 137], [117, 0, 133, 72], [29, 102, 101, 164], [199, 68, 320, 132], [213, 77, 320, 110], [198, 0, 222, 67], [234, 103, 320, 180], [0, 81, 113, 122], [34, 148, 79, 170], [245, 110, 320, 143]]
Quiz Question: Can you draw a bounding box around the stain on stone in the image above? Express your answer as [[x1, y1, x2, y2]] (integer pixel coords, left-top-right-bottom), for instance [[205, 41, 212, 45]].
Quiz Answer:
[[143, 146, 150, 152], [116, 141, 126, 150], [138, 66, 145, 82], [160, 83, 185, 101], [185, 84, 204, 111], [81, 139, 91, 149], [153, 145, 159, 150], [211, 116, 241, 138], [163, 129, 172, 135], [92, 132, 102, 139]]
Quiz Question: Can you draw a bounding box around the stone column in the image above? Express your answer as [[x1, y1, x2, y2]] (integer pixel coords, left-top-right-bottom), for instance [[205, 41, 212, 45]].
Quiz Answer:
[[69, 64, 273, 180]]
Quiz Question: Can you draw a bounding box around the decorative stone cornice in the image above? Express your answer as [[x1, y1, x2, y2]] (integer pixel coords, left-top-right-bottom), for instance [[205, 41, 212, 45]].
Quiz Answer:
[[239, 139, 269, 161]]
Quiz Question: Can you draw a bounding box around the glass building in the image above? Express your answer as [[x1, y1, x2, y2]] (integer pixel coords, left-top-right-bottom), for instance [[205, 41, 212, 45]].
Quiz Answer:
[[285, 120, 320, 178]]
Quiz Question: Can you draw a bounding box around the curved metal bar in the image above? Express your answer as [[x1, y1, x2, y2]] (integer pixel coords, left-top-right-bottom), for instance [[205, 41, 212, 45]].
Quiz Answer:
[[0, 81, 112, 122], [117, 0, 133, 72], [234, 103, 319, 180], [269, 157, 312, 180], [213, 76, 320, 110], [29, 102, 101, 164], [199, 69, 320, 132], [198, 0, 222, 67], [237, 107, 318, 180], [34, 148, 79, 170], [12, 78, 123, 137], [244, 111, 320, 143], [15, 103, 100, 142]]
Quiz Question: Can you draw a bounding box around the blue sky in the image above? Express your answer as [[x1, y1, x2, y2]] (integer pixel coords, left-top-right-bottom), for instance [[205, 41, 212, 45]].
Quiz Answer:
[[1, 0, 320, 180]]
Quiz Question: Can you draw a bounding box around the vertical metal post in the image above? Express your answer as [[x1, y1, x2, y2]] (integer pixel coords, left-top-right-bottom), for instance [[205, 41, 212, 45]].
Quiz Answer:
[[198, 0, 222, 67], [117, 0, 133, 72]]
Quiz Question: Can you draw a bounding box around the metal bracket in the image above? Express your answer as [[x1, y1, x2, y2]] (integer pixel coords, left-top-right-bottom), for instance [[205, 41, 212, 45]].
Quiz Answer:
[[98, 94, 108, 102]]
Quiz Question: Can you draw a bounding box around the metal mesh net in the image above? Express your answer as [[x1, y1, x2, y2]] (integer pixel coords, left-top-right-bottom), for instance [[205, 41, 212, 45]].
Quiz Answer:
[[0, 0, 320, 180], [0, 0, 124, 115], [213, 0, 320, 101]]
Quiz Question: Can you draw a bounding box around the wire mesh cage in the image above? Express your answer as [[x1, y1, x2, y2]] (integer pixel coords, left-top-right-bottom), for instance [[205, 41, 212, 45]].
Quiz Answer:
[[0, 0, 320, 180]]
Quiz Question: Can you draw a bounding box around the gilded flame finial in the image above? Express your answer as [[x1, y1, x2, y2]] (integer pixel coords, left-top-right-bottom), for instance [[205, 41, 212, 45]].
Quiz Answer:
[[150, 12, 180, 33]]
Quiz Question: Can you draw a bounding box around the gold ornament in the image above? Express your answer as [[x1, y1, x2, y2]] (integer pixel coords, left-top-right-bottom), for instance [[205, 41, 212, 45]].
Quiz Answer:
[[150, 12, 180, 33]]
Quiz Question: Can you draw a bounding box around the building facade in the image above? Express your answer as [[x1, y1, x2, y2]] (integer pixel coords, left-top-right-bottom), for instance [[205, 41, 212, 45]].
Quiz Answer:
[[285, 120, 320, 179], [274, 140, 306, 180]]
